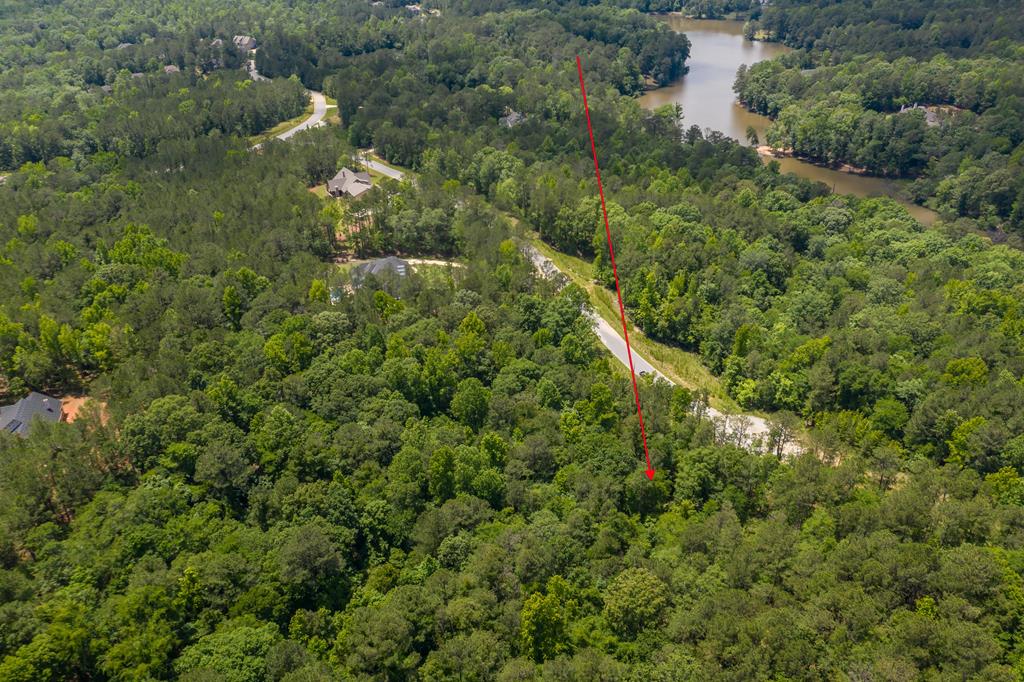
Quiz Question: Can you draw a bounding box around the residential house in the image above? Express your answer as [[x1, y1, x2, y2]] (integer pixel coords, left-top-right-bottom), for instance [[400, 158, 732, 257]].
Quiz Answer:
[[233, 35, 257, 51], [163, 64, 180, 74], [327, 167, 373, 198], [499, 109, 526, 128], [202, 38, 226, 70], [350, 256, 410, 288], [116, 42, 134, 50], [899, 103, 941, 127], [0, 392, 63, 437]]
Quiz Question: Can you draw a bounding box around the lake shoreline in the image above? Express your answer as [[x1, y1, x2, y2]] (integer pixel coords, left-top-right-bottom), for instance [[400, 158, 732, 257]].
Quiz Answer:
[[756, 145, 873, 177], [640, 15, 938, 225]]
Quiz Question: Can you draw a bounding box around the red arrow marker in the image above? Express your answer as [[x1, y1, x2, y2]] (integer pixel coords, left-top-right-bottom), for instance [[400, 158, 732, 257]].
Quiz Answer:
[[576, 56, 655, 481]]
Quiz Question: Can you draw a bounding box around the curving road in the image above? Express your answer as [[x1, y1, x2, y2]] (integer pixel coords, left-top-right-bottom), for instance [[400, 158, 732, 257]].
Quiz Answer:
[[526, 244, 801, 456], [359, 150, 405, 181], [246, 57, 327, 148], [252, 80, 792, 454], [276, 90, 327, 141]]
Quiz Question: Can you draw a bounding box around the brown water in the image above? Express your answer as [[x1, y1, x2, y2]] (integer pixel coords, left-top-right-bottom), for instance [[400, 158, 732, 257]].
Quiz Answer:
[[639, 16, 938, 225]]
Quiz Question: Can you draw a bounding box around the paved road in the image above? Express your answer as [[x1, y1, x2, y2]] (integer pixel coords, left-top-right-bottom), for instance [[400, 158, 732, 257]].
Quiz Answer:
[[244, 58, 326, 145], [246, 58, 268, 82], [526, 244, 800, 455], [248, 91, 327, 151], [277, 91, 327, 141], [590, 312, 666, 381], [359, 150, 405, 181]]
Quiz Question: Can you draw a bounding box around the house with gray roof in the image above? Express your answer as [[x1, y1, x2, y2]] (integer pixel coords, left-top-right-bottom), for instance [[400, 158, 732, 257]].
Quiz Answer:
[[0, 392, 63, 437], [900, 103, 941, 127], [233, 35, 257, 51], [499, 109, 526, 128], [350, 256, 410, 288], [328, 167, 373, 198]]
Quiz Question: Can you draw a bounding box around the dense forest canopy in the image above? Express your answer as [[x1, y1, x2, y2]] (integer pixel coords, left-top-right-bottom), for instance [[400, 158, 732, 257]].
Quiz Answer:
[[749, 0, 1024, 59], [2, 0, 1024, 680]]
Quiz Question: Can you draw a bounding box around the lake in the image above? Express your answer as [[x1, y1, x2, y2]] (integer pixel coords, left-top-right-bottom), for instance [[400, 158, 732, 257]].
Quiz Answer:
[[639, 16, 938, 225]]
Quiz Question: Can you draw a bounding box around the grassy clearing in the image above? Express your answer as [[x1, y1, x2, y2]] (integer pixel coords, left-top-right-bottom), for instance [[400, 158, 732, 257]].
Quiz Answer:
[[367, 171, 389, 186], [365, 152, 412, 177], [411, 262, 460, 287], [529, 236, 740, 411], [249, 100, 314, 144], [330, 259, 458, 290]]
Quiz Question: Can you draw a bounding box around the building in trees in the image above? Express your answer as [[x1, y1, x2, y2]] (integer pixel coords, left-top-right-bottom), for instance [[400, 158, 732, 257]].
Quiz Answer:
[[499, 109, 526, 128], [233, 35, 257, 51], [350, 256, 409, 288], [0, 392, 64, 437], [328, 168, 373, 198]]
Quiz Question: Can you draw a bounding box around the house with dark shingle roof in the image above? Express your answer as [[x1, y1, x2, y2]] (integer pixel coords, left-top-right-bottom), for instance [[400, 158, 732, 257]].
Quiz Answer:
[[0, 392, 63, 437], [350, 256, 410, 287], [233, 35, 257, 51], [900, 103, 941, 127], [499, 109, 526, 128], [328, 168, 373, 198]]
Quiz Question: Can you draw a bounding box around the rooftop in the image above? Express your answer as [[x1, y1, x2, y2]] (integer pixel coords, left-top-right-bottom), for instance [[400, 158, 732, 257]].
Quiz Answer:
[[499, 109, 526, 128], [351, 256, 410, 286], [0, 392, 63, 437], [328, 167, 373, 198]]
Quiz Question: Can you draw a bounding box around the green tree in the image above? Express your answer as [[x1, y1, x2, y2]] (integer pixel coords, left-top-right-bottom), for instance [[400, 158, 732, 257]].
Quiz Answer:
[[278, 523, 345, 606], [451, 378, 490, 430], [520, 576, 576, 662], [174, 620, 281, 682], [602, 568, 668, 639]]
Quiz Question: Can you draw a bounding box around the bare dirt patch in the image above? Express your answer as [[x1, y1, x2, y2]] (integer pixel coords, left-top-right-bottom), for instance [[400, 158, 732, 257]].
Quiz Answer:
[[61, 396, 110, 425]]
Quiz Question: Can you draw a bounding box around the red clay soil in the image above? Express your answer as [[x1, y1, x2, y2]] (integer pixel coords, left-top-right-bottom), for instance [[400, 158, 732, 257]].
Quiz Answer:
[[60, 396, 110, 425]]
